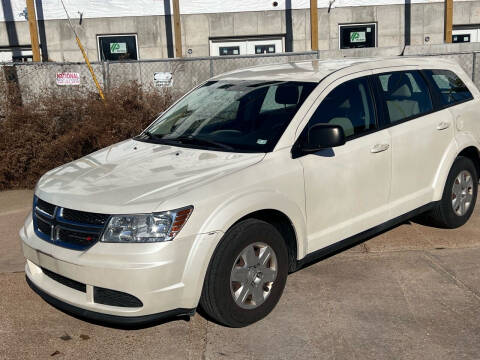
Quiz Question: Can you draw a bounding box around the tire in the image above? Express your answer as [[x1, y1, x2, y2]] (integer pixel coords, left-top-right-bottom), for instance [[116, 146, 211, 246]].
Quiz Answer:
[[200, 219, 289, 327], [423, 156, 478, 229]]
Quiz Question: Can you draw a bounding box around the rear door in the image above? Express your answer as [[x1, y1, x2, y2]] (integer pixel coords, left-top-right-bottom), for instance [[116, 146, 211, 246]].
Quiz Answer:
[[372, 69, 455, 217]]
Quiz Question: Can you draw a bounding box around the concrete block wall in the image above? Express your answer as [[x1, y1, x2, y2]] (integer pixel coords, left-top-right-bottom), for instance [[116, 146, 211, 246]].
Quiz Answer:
[[1, 1, 480, 62]]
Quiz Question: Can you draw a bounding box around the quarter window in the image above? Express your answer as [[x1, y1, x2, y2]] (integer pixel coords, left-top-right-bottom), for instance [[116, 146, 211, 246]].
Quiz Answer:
[[423, 69, 473, 106], [376, 71, 433, 123], [309, 77, 376, 138]]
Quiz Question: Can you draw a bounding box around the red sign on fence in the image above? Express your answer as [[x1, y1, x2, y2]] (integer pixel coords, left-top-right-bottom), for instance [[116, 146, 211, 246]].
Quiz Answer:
[[56, 72, 81, 86]]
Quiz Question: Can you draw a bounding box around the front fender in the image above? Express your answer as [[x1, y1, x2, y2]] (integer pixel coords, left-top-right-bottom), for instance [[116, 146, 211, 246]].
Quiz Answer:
[[198, 190, 307, 258], [179, 191, 307, 308]]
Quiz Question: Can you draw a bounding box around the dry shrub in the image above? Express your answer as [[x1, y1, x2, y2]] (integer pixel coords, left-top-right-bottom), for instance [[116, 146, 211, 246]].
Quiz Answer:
[[0, 82, 174, 190]]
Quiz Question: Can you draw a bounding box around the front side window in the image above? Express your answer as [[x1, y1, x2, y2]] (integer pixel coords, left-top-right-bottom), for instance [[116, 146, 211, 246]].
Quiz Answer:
[[376, 71, 433, 123], [139, 80, 316, 152], [308, 77, 376, 138], [423, 69, 473, 106]]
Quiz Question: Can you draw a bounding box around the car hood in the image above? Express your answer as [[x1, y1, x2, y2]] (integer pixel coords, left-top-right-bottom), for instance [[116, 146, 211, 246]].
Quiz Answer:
[[36, 139, 265, 214]]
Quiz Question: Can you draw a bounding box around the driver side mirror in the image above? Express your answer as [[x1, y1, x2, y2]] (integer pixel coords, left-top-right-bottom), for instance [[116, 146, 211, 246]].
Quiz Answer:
[[299, 124, 346, 155]]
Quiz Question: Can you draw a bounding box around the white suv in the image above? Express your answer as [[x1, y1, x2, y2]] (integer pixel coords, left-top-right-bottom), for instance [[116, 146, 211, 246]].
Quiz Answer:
[[21, 57, 480, 327]]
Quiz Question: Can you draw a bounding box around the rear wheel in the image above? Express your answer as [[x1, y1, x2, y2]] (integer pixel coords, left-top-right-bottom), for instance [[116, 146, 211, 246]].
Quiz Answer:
[[200, 219, 288, 327], [423, 156, 478, 228]]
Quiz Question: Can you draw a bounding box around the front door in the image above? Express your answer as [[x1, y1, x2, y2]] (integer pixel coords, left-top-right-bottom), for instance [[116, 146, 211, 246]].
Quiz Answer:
[[298, 75, 392, 253]]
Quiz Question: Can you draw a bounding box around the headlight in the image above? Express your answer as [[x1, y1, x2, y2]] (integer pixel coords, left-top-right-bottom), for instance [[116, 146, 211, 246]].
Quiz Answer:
[[101, 206, 193, 243]]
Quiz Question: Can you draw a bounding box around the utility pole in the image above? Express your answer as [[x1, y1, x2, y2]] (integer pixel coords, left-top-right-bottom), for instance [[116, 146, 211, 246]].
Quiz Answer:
[[310, 0, 318, 51], [26, 0, 41, 61], [445, 0, 453, 43], [60, 0, 105, 101], [172, 0, 182, 57]]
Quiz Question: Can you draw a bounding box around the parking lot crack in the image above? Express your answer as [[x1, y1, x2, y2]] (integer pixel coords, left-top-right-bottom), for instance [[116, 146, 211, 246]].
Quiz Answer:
[[422, 252, 480, 302]]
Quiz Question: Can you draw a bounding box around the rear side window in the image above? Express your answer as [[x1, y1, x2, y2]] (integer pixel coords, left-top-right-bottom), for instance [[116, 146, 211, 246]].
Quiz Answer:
[[309, 76, 376, 138], [376, 71, 433, 123], [423, 69, 473, 106]]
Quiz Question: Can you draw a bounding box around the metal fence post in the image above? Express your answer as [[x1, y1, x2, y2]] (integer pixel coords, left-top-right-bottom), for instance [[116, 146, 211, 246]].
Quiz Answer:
[[105, 61, 110, 93], [473, 52, 477, 84], [138, 61, 143, 89], [101, 61, 106, 92]]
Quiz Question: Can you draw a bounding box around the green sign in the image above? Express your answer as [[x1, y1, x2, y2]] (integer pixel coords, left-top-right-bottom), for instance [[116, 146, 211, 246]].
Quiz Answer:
[[350, 31, 366, 43], [110, 42, 127, 54]]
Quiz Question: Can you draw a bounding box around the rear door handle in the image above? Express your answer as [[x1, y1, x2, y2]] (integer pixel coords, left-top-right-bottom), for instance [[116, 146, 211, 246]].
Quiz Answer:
[[437, 121, 450, 130], [371, 144, 390, 153]]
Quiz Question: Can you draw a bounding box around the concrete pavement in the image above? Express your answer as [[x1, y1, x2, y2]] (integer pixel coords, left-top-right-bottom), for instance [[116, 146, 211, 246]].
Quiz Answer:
[[0, 190, 32, 273], [1, 190, 480, 359]]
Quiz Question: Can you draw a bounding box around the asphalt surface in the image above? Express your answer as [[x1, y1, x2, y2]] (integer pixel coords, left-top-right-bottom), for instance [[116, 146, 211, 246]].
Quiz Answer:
[[1, 190, 480, 359]]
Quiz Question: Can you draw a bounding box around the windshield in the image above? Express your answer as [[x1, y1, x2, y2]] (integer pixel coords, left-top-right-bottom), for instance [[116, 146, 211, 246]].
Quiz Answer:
[[137, 80, 317, 152]]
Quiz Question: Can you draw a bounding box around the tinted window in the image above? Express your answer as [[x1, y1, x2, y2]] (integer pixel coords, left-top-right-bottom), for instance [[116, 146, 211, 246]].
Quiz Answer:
[[219, 46, 240, 56], [376, 71, 433, 123], [98, 35, 138, 61], [339, 24, 376, 49], [143, 80, 316, 152], [424, 69, 473, 106], [255, 44, 276, 54], [309, 77, 375, 138]]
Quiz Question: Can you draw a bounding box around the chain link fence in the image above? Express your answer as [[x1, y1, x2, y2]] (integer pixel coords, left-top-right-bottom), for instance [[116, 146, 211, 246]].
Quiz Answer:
[[1, 48, 480, 115]]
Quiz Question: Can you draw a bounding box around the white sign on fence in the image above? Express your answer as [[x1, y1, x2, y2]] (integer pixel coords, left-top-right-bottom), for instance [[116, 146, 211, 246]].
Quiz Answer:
[[56, 72, 81, 86], [153, 72, 173, 88]]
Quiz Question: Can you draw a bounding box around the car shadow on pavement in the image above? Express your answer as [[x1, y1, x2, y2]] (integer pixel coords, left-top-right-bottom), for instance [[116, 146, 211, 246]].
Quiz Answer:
[[296, 220, 413, 271]]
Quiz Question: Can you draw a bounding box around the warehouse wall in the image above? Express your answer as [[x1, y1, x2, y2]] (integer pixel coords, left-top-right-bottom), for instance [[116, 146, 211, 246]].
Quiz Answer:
[[1, 1, 480, 62]]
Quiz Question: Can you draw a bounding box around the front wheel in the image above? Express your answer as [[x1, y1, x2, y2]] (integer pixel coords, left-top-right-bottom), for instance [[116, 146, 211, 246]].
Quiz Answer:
[[200, 219, 288, 327], [424, 156, 478, 228]]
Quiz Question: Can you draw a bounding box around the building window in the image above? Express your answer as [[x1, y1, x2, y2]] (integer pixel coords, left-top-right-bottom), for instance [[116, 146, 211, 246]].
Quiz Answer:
[[97, 34, 138, 61], [219, 46, 240, 56], [0, 46, 33, 63], [339, 23, 376, 49], [209, 36, 284, 56], [452, 26, 480, 43], [255, 44, 276, 54], [452, 34, 471, 43]]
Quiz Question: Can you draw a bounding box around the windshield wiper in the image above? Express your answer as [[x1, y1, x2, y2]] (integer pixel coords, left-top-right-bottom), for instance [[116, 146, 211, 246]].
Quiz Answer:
[[135, 131, 155, 140], [173, 135, 234, 151], [136, 132, 235, 151]]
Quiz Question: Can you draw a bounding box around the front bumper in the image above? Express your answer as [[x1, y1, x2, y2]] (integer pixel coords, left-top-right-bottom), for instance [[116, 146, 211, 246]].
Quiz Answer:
[[26, 275, 194, 326], [21, 211, 222, 321]]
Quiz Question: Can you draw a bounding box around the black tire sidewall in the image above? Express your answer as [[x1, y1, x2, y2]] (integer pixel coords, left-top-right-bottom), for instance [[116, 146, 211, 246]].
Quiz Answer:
[[440, 156, 478, 228], [209, 220, 288, 327]]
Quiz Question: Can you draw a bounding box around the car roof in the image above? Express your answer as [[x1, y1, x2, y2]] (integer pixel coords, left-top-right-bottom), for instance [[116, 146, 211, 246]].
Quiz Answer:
[[214, 56, 461, 83]]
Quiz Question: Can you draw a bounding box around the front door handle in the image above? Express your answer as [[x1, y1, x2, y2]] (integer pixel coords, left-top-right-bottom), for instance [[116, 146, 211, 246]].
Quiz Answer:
[[437, 121, 450, 130], [371, 144, 390, 153]]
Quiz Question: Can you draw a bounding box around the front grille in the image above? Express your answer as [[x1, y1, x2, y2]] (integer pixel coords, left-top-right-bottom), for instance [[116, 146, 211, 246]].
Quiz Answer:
[[94, 287, 143, 308], [36, 217, 52, 236], [61, 208, 110, 226], [57, 228, 100, 248], [36, 198, 56, 217], [32, 196, 110, 251], [42, 267, 86, 293]]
